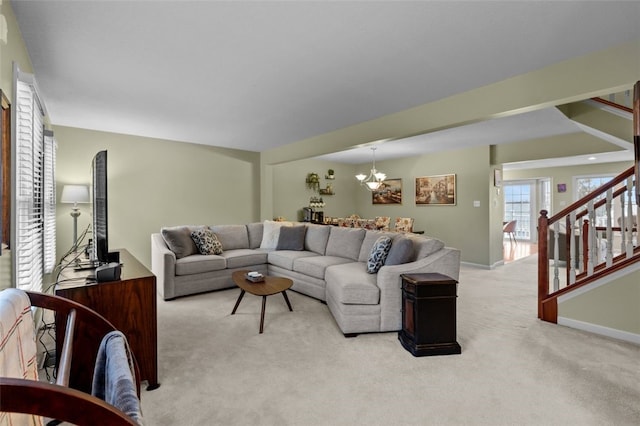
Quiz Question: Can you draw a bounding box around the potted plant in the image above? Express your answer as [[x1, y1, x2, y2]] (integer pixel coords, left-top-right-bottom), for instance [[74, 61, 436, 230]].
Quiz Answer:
[[306, 172, 320, 191], [326, 169, 335, 179]]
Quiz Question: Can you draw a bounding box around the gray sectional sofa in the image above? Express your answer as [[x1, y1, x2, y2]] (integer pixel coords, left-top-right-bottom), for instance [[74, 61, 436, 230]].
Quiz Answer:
[[151, 221, 460, 335]]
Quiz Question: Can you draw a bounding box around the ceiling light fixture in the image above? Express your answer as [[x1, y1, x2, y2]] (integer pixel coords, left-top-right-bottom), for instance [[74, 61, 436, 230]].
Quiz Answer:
[[355, 147, 386, 191]]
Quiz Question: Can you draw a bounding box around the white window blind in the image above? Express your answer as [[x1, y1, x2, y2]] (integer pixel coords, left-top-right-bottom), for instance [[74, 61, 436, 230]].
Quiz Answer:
[[13, 68, 55, 291], [43, 130, 56, 273]]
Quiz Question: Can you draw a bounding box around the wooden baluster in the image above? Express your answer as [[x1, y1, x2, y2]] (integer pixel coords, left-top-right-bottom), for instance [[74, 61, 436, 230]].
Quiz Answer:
[[583, 217, 592, 275], [633, 80, 639, 205], [552, 221, 560, 292], [620, 187, 627, 253], [626, 177, 634, 257], [568, 212, 577, 285], [606, 188, 613, 267]]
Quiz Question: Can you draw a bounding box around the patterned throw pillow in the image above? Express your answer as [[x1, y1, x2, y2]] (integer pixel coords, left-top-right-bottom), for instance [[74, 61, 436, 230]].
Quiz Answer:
[[191, 228, 223, 255], [367, 236, 392, 273]]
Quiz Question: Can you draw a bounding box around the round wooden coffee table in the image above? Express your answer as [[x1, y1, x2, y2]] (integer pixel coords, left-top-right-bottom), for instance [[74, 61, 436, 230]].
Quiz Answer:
[[231, 270, 293, 333]]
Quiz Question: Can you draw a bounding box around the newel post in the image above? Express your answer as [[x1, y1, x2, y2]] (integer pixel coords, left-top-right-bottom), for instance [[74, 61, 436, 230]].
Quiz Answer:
[[537, 210, 549, 319]]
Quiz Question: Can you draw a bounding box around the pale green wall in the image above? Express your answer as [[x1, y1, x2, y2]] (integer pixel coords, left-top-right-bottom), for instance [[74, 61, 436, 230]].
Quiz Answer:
[[54, 126, 260, 268], [493, 133, 626, 165], [272, 159, 357, 221], [0, 1, 33, 99], [559, 268, 640, 335], [273, 146, 503, 267]]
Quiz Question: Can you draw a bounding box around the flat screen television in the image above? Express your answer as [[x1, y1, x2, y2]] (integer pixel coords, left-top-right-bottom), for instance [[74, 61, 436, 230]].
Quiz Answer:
[[91, 150, 117, 265]]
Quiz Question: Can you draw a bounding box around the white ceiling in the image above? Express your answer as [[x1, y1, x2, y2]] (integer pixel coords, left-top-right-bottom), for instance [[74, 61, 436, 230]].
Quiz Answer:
[[10, 1, 640, 166]]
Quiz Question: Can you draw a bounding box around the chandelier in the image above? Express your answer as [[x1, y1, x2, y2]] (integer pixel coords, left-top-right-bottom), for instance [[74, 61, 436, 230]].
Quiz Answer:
[[355, 147, 386, 191]]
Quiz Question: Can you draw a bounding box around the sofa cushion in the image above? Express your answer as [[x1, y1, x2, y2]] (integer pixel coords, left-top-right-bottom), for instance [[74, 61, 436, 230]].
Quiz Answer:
[[412, 236, 445, 260], [276, 225, 307, 250], [325, 227, 366, 261], [293, 255, 353, 280], [367, 236, 392, 273], [268, 250, 318, 270], [161, 226, 199, 259], [191, 228, 223, 255], [221, 249, 268, 269], [210, 225, 249, 250], [325, 263, 379, 305], [358, 230, 396, 262], [246, 222, 264, 249], [304, 224, 331, 255], [175, 254, 226, 275], [385, 235, 414, 265], [260, 220, 293, 249]]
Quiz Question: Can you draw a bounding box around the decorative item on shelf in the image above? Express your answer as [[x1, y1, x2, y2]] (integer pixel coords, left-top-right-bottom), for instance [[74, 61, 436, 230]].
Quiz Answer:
[[355, 147, 386, 191], [309, 196, 325, 209], [319, 183, 334, 195], [305, 172, 320, 192], [325, 169, 335, 180]]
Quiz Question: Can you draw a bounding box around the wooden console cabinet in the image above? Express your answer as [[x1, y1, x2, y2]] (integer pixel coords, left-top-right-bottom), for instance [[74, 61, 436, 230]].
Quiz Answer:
[[55, 249, 159, 392], [399, 273, 461, 357]]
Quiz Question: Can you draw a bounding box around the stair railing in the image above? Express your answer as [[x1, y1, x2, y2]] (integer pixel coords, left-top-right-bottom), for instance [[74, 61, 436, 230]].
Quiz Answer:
[[537, 166, 639, 322]]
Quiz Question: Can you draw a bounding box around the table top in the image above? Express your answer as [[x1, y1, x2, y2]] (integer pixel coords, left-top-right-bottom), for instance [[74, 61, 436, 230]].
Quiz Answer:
[[231, 270, 292, 296], [56, 249, 153, 289]]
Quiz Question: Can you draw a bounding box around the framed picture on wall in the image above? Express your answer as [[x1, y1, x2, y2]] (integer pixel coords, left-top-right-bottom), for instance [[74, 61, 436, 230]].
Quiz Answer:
[[415, 174, 456, 206], [372, 178, 402, 204], [494, 169, 502, 187]]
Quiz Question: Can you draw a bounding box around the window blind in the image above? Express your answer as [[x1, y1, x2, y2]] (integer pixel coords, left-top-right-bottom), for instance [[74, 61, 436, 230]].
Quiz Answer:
[[43, 130, 56, 273], [13, 68, 55, 291]]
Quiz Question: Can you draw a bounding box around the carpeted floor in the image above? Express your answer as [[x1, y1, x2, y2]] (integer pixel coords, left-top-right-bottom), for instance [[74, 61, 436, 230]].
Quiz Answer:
[[140, 255, 640, 425]]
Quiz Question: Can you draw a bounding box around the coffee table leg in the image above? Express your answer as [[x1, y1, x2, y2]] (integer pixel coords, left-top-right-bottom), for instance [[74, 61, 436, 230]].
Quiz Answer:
[[259, 296, 267, 334], [231, 289, 245, 315], [282, 290, 293, 311]]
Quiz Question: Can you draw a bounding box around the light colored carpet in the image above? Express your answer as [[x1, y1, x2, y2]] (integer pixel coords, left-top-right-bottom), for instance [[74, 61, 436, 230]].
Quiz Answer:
[[141, 255, 640, 425]]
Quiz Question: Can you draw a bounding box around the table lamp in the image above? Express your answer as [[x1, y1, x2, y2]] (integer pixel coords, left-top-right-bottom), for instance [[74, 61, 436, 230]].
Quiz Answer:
[[60, 184, 90, 247]]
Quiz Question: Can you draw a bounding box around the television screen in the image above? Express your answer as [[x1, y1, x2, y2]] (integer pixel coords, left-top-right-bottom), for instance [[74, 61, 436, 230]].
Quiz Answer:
[[91, 150, 109, 265]]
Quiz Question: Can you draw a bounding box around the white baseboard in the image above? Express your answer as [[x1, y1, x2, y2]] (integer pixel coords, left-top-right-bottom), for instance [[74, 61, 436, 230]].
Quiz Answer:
[[557, 316, 640, 345], [461, 261, 495, 270]]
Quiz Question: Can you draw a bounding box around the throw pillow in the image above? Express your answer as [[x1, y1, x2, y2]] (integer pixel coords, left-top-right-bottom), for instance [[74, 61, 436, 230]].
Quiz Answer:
[[385, 236, 413, 265], [276, 225, 307, 251], [190, 228, 223, 255], [260, 220, 292, 249], [367, 236, 392, 273], [161, 226, 199, 259]]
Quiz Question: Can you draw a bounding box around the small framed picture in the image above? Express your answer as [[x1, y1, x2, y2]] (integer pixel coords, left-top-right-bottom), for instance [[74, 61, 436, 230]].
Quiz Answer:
[[557, 183, 567, 193], [494, 169, 502, 187]]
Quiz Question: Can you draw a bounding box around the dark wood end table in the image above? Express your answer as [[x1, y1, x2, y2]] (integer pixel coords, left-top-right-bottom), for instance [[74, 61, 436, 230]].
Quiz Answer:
[[231, 270, 293, 333]]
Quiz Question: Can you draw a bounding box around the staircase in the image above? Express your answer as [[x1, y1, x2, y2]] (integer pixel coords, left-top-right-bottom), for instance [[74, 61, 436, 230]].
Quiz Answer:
[[537, 81, 640, 325]]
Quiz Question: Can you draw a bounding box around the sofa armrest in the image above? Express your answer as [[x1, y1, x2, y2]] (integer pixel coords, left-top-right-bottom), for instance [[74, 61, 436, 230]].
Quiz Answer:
[[376, 247, 461, 331], [151, 233, 177, 300]]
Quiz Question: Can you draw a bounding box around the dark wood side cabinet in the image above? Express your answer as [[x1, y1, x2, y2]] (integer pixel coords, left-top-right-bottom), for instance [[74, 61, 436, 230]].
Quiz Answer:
[[55, 249, 159, 392], [399, 273, 461, 357]]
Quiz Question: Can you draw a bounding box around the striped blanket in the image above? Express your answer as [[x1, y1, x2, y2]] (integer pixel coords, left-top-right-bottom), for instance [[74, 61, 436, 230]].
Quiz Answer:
[[0, 288, 42, 426]]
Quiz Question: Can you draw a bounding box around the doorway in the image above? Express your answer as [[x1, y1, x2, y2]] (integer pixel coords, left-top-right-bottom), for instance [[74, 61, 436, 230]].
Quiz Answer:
[[503, 178, 550, 244]]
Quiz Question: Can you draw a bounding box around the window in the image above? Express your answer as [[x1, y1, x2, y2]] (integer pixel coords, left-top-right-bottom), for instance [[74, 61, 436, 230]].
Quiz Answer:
[[504, 182, 534, 241], [574, 174, 637, 229], [13, 66, 56, 292]]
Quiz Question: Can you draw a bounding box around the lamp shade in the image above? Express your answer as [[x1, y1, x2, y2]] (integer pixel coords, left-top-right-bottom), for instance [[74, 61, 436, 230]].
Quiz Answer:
[[60, 185, 90, 205]]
